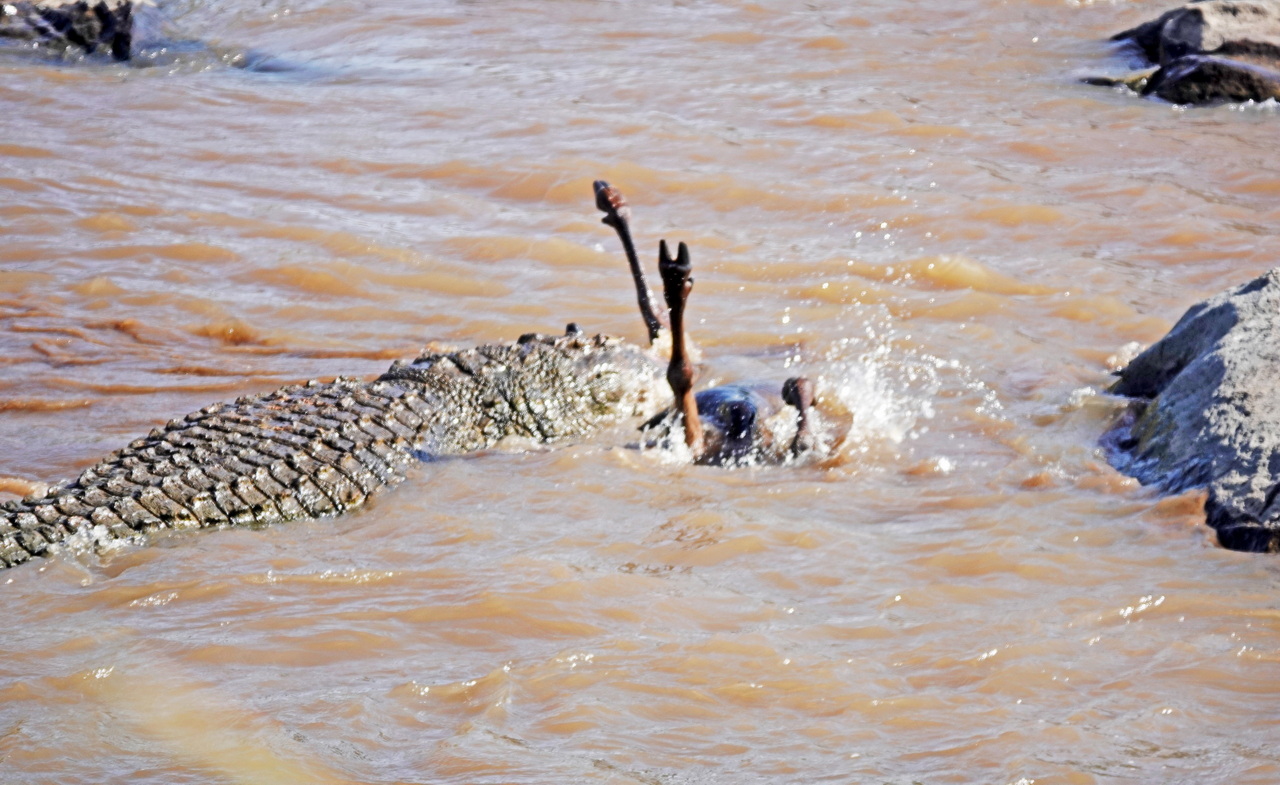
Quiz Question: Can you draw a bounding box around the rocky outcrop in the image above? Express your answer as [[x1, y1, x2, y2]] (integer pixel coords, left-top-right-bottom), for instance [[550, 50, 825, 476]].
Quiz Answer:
[[1108, 269, 1280, 553], [1140, 53, 1280, 103], [0, 330, 665, 569], [0, 0, 135, 61], [1101, 0, 1280, 104]]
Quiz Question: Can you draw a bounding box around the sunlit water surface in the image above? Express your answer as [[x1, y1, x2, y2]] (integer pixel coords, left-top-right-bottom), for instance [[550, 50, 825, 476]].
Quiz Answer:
[[2, 1, 1280, 783]]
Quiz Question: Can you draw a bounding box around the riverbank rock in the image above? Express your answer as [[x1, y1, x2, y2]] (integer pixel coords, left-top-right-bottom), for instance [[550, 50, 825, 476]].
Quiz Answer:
[[1108, 269, 1280, 553], [1098, 0, 1280, 104], [0, 0, 136, 61]]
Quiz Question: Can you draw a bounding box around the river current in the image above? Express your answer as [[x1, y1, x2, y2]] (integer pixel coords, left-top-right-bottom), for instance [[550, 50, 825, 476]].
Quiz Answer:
[[2, 1, 1279, 783]]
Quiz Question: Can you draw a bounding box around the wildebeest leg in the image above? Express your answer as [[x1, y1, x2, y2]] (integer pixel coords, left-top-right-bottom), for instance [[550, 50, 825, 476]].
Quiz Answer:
[[594, 180, 664, 345], [782, 376, 816, 458], [658, 239, 704, 460]]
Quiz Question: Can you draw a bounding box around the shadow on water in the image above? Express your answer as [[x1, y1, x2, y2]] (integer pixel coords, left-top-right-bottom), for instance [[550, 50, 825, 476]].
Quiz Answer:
[[0, 35, 329, 78], [132, 39, 315, 76]]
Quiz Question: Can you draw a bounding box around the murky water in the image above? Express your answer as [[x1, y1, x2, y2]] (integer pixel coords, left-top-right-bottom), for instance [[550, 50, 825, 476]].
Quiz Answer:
[[3, 1, 1280, 782]]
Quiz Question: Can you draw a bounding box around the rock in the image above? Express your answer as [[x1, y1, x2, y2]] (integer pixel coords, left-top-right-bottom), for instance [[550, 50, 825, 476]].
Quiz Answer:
[[1108, 269, 1280, 553], [1098, 0, 1280, 104], [1142, 53, 1280, 102], [1114, 0, 1280, 66], [0, 0, 135, 61]]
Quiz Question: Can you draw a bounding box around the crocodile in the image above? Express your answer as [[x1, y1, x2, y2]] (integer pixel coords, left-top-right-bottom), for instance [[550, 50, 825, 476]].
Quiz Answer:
[[1, 180, 825, 569], [0, 330, 667, 569]]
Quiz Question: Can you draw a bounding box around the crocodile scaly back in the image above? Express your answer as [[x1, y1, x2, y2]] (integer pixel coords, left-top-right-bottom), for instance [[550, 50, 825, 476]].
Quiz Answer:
[[0, 332, 663, 568]]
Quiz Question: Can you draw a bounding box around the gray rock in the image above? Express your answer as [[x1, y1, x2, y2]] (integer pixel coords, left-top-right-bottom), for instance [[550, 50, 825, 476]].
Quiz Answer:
[[1099, 0, 1280, 104], [1114, 0, 1280, 65], [0, 0, 136, 61], [1142, 53, 1280, 102], [1109, 269, 1280, 553]]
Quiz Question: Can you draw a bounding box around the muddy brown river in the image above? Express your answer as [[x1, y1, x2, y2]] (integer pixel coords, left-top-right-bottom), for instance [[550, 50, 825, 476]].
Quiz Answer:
[[2, 1, 1280, 783]]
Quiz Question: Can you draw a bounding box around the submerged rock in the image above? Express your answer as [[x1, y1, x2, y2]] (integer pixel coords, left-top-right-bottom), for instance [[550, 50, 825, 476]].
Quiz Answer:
[[1094, 0, 1280, 104], [0, 0, 136, 60], [1108, 269, 1280, 553]]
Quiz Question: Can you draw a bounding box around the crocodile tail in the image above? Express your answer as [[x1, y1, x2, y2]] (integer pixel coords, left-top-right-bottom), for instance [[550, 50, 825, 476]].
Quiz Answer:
[[0, 376, 433, 569], [0, 503, 43, 568]]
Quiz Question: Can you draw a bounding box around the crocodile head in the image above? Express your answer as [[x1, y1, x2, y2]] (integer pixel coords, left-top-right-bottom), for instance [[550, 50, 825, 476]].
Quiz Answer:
[[379, 326, 668, 455]]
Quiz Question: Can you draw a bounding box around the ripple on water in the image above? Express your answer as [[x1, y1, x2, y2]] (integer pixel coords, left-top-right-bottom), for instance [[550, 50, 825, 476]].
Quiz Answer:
[[4, 0, 1280, 781]]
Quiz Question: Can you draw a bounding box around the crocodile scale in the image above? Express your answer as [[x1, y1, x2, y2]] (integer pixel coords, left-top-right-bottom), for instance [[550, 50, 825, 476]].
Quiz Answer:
[[0, 331, 664, 569], [0, 0, 133, 61]]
